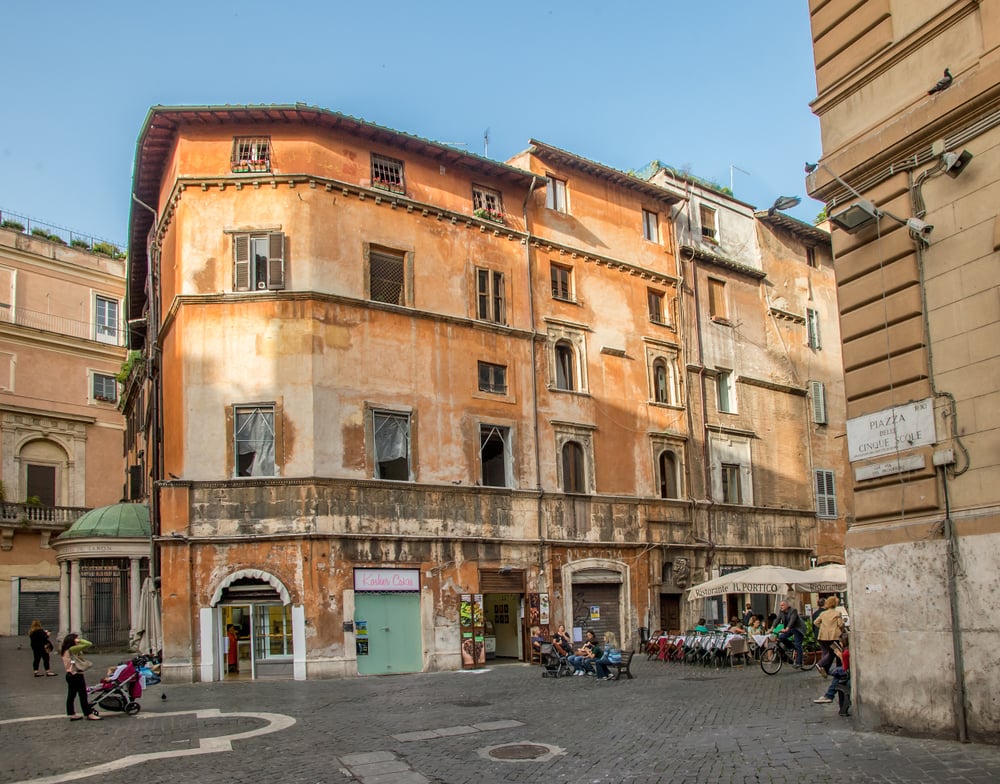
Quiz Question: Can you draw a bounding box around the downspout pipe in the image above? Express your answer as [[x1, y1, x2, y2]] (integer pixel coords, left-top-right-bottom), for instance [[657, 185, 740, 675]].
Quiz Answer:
[[906, 168, 969, 742], [521, 177, 547, 586], [130, 194, 162, 583]]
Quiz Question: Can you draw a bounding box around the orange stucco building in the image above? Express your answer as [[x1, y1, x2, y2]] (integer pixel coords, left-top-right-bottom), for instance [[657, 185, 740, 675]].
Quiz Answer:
[[125, 105, 845, 682]]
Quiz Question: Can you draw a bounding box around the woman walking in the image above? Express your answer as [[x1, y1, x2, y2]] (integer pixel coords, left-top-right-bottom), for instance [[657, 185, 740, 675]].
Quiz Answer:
[[814, 597, 845, 676], [60, 633, 100, 721], [28, 620, 55, 677]]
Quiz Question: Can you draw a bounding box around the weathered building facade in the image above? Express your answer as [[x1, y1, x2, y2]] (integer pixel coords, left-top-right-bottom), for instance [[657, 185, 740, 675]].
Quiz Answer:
[[125, 105, 847, 682], [805, 0, 1000, 740], [0, 223, 126, 637], [643, 167, 848, 626]]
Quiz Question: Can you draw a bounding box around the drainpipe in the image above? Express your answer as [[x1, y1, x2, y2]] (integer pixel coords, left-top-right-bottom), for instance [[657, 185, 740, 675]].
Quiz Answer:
[[907, 169, 969, 742], [130, 194, 162, 584], [522, 176, 547, 591]]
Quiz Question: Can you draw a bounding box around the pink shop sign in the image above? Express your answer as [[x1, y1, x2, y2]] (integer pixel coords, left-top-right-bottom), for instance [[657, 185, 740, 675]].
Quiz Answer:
[[354, 568, 421, 592]]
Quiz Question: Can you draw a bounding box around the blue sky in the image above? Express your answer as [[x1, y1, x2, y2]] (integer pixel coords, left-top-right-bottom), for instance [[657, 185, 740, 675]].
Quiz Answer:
[[0, 1, 822, 247]]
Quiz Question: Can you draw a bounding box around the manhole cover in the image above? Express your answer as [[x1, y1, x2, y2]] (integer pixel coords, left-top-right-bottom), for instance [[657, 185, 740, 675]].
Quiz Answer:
[[488, 744, 550, 760]]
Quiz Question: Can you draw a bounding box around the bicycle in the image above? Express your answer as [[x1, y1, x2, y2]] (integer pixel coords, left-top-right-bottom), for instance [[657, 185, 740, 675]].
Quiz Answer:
[[759, 635, 819, 675]]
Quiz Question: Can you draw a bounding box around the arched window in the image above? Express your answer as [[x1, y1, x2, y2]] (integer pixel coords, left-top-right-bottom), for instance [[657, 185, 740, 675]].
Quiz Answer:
[[555, 341, 575, 391], [653, 359, 669, 403], [658, 450, 679, 499], [562, 441, 585, 493]]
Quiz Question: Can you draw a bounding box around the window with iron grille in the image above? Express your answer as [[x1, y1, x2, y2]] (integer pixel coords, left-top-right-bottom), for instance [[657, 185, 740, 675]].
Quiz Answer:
[[476, 268, 505, 324], [368, 248, 407, 305], [371, 153, 405, 194], [478, 361, 507, 394], [234, 405, 276, 477], [721, 462, 741, 504], [473, 185, 505, 223], [231, 137, 271, 173], [373, 410, 411, 481], [93, 372, 117, 403], [815, 469, 837, 518], [546, 176, 567, 212], [551, 263, 572, 301], [480, 424, 511, 487], [648, 290, 666, 324], [95, 295, 120, 344], [642, 209, 659, 242], [233, 232, 286, 291], [807, 308, 822, 349]]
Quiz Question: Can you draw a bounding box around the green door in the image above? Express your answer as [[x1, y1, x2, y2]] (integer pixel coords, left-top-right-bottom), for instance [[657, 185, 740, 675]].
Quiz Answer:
[[355, 593, 422, 675]]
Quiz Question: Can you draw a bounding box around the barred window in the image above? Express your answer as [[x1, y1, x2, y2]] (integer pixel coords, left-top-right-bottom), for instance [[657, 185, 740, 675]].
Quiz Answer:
[[369, 249, 407, 305], [473, 185, 505, 223], [231, 137, 271, 173], [371, 153, 405, 194]]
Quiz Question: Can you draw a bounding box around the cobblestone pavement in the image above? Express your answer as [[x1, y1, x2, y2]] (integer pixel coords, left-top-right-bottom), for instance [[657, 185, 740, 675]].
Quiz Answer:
[[3, 637, 998, 784]]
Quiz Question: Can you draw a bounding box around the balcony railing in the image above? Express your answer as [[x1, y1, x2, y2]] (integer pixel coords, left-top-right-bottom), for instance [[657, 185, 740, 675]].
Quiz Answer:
[[0, 503, 90, 525], [0, 208, 124, 258], [0, 304, 125, 346]]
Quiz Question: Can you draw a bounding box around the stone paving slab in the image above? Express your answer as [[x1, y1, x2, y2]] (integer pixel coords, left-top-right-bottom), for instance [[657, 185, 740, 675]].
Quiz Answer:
[[2, 636, 999, 784]]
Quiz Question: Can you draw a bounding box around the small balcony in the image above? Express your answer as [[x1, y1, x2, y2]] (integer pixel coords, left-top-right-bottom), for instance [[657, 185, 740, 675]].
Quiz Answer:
[[0, 503, 91, 550]]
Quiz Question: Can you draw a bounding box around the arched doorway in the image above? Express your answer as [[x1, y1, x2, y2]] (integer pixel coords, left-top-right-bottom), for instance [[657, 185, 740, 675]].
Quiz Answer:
[[211, 570, 293, 680]]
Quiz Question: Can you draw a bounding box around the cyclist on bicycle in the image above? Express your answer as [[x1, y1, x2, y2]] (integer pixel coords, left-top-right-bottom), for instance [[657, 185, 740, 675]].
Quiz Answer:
[[777, 600, 806, 668]]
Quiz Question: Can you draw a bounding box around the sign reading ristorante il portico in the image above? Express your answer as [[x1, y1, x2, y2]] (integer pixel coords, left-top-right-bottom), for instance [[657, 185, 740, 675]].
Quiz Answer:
[[846, 397, 935, 462]]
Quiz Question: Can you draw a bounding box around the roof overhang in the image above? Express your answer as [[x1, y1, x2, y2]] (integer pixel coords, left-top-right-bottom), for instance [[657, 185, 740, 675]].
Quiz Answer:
[[527, 140, 687, 205], [127, 104, 541, 323], [754, 211, 830, 244]]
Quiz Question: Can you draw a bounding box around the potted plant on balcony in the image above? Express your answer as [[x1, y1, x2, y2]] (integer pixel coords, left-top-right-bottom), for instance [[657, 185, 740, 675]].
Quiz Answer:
[[474, 208, 504, 224]]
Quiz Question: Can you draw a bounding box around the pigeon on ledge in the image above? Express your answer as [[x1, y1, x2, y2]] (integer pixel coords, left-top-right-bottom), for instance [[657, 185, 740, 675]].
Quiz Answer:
[[928, 68, 952, 95]]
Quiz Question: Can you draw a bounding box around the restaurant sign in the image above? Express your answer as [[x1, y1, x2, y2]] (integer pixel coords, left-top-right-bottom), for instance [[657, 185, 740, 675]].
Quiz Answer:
[[688, 581, 781, 599], [846, 398, 935, 463]]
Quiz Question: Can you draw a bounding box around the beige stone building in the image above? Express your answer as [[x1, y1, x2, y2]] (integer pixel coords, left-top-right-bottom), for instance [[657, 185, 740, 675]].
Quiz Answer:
[[0, 222, 127, 638], [805, 0, 1000, 741]]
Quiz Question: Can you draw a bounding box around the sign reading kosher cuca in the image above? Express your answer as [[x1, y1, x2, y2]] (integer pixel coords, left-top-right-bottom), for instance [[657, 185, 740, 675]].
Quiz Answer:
[[846, 397, 935, 463]]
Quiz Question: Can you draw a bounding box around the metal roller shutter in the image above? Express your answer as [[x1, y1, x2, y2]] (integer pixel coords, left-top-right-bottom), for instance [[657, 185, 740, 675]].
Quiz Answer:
[[570, 583, 621, 642], [18, 592, 59, 634], [478, 570, 525, 594]]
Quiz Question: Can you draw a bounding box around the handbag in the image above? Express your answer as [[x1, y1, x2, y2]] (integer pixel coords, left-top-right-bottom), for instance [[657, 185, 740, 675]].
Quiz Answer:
[[71, 654, 93, 672]]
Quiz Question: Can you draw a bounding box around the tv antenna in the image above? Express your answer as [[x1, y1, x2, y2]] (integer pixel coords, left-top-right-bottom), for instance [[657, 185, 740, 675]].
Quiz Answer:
[[484, 128, 490, 157], [730, 165, 750, 194]]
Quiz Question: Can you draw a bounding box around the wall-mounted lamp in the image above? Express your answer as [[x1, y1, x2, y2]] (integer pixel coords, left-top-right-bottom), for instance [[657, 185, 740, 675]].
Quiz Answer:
[[942, 149, 973, 178], [829, 199, 881, 233]]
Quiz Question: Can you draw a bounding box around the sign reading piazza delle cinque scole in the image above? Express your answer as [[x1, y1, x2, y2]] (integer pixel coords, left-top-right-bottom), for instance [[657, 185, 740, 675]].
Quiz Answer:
[[846, 397, 936, 463]]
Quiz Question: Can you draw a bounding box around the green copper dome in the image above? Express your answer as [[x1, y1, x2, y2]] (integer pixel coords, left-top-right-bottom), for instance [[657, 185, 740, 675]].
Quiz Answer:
[[61, 503, 150, 539]]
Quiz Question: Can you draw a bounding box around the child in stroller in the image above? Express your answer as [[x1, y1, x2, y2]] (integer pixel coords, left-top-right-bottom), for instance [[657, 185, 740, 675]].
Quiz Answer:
[[539, 642, 574, 678], [87, 657, 144, 715]]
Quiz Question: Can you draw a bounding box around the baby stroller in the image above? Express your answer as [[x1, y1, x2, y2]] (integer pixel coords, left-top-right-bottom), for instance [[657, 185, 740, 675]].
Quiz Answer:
[[87, 657, 144, 715], [539, 643, 574, 678]]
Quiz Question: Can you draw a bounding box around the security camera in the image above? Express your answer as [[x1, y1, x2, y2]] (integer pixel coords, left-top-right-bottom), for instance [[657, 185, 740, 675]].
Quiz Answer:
[[906, 218, 934, 245]]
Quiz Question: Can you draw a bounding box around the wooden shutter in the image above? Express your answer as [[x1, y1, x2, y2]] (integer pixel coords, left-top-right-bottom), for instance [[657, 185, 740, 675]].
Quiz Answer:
[[815, 470, 837, 518], [809, 381, 827, 424], [267, 232, 285, 289], [233, 234, 250, 291]]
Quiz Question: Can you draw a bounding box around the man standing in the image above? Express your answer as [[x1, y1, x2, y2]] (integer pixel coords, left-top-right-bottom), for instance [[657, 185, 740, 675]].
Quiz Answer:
[[778, 599, 805, 668], [742, 603, 754, 626]]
